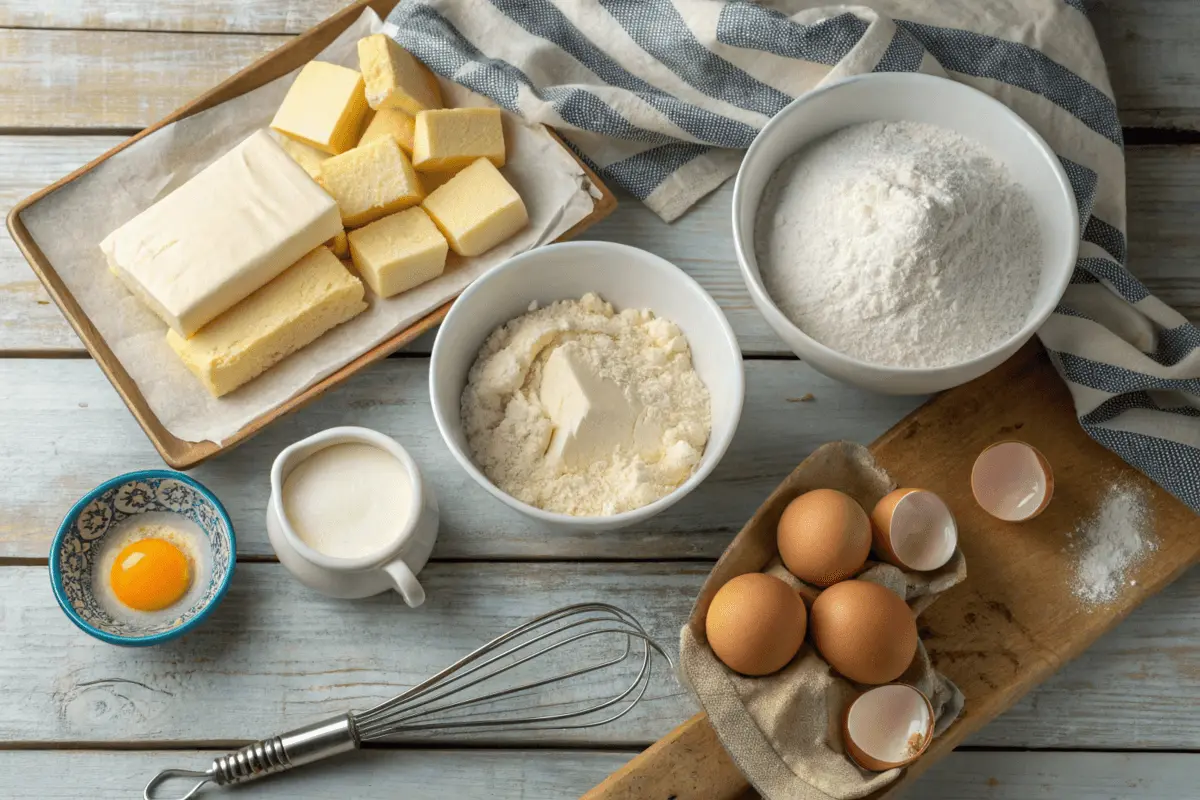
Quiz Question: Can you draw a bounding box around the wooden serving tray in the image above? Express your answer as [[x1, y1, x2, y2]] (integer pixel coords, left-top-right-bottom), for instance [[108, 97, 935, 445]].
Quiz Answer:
[[583, 342, 1199, 800], [4, 0, 616, 470]]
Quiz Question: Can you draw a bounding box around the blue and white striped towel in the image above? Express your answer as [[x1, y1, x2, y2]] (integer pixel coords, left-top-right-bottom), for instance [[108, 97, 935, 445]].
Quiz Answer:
[[386, 0, 1200, 513]]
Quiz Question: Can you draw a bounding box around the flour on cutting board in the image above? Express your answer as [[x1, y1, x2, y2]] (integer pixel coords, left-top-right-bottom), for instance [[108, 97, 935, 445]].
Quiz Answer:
[[1066, 481, 1156, 606]]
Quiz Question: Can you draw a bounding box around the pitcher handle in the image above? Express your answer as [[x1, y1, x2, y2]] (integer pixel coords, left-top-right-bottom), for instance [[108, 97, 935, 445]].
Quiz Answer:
[[383, 559, 425, 607]]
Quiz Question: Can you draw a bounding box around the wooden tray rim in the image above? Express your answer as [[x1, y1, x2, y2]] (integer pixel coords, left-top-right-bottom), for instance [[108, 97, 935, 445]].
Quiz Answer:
[[4, 0, 617, 470]]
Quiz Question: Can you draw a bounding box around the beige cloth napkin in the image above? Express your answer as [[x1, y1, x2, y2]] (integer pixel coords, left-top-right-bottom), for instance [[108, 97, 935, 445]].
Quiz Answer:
[[679, 442, 967, 799]]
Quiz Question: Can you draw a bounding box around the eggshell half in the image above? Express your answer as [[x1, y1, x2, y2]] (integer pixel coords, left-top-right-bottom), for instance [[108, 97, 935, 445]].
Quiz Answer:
[[871, 489, 958, 572], [971, 440, 1054, 522], [842, 683, 934, 771]]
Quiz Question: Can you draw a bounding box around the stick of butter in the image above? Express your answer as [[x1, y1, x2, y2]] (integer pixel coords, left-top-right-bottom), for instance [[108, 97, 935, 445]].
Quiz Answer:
[[358, 33, 442, 114], [166, 246, 366, 397], [421, 158, 528, 256], [100, 129, 342, 338]]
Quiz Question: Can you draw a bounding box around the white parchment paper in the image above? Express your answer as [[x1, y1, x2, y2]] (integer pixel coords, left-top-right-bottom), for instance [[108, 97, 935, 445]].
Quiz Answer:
[[19, 8, 596, 444]]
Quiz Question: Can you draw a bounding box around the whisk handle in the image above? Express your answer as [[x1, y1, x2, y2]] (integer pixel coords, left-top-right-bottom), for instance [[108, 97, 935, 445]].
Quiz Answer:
[[143, 714, 359, 800]]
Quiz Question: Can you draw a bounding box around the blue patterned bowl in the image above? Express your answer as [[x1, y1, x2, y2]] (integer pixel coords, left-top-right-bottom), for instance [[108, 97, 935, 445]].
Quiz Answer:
[[49, 470, 235, 646]]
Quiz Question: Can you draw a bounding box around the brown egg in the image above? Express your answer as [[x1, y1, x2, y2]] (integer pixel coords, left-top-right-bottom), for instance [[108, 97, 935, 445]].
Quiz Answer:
[[777, 489, 871, 586], [809, 580, 917, 685], [705, 573, 807, 676]]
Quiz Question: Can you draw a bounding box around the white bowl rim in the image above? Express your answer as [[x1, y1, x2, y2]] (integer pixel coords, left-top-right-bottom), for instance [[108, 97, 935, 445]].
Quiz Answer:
[[732, 71, 1080, 377], [430, 240, 745, 526]]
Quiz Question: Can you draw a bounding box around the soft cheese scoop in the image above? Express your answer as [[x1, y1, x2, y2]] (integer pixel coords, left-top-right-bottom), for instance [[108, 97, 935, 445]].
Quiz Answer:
[[539, 343, 662, 468]]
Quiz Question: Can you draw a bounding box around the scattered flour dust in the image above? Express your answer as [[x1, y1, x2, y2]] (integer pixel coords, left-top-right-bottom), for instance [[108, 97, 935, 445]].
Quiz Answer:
[[460, 294, 711, 516], [1066, 481, 1156, 606], [756, 120, 1042, 368]]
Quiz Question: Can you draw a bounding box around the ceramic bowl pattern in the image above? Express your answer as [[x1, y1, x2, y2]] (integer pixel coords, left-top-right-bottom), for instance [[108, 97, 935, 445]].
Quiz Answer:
[[50, 470, 235, 646]]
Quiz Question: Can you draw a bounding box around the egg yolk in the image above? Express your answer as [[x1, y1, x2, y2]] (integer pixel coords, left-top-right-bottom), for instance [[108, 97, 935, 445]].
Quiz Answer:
[[109, 538, 191, 612]]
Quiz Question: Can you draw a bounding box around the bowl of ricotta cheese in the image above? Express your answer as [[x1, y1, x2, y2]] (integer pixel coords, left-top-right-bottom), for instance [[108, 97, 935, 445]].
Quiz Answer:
[[429, 241, 744, 531], [733, 72, 1079, 394]]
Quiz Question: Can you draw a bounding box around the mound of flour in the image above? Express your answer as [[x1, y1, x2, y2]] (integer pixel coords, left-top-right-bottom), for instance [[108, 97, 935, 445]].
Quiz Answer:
[[755, 121, 1042, 369]]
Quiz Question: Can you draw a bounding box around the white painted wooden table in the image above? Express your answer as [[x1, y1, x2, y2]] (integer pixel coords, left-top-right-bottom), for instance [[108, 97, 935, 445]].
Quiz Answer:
[[2, 2, 1197, 797]]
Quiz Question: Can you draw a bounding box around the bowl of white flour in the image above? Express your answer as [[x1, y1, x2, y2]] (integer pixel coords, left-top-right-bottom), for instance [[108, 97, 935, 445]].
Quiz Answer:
[[429, 241, 744, 531], [733, 73, 1079, 394]]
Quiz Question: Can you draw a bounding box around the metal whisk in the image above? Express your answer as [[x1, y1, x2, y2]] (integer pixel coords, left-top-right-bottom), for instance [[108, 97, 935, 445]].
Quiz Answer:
[[144, 603, 672, 800]]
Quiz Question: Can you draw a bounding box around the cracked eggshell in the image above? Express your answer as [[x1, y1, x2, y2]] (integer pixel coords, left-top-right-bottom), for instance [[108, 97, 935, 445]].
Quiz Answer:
[[842, 683, 934, 771], [971, 440, 1054, 522], [870, 488, 958, 572]]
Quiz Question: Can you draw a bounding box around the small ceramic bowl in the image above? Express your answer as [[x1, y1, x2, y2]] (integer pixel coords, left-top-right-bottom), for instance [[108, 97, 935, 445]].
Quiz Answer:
[[50, 470, 235, 646]]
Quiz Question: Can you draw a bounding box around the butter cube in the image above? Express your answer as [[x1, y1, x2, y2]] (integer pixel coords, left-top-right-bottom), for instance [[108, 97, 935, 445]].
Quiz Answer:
[[100, 130, 342, 337], [167, 247, 366, 397], [328, 230, 349, 259], [358, 34, 442, 114], [412, 108, 505, 172], [359, 107, 416, 154], [421, 158, 528, 256], [319, 135, 424, 228], [278, 135, 330, 180], [348, 207, 448, 298], [271, 61, 370, 155]]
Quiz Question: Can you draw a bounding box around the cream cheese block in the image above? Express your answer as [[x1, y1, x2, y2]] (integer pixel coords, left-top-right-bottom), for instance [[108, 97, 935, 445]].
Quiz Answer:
[[271, 61, 370, 155], [166, 246, 366, 397], [359, 107, 416, 154], [320, 134, 424, 228], [412, 108, 505, 172], [421, 158, 528, 256], [348, 206, 448, 298], [358, 33, 442, 114], [100, 129, 342, 338]]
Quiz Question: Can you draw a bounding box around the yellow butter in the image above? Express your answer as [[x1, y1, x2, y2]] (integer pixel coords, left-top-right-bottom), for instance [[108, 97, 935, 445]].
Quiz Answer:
[[271, 61, 370, 155], [349, 207, 448, 298], [358, 34, 442, 114], [100, 129, 342, 338], [412, 108, 505, 172], [328, 230, 349, 259], [277, 135, 330, 180], [319, 135, 425, 228], [167, 247, 366, 397], [421, 158, 528, 256], [359, 107, 416, 154]]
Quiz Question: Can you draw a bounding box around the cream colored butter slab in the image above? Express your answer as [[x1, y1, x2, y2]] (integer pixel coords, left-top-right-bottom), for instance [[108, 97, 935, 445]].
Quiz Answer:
[[421, 158, 528, 256], [99, 129, 343, 338], [320, 134, 424, 228], [413, 108, 505, 172], [271, 60, 370, 155], [348, 206, 448, 298], [358, 34, 442, 114], [166, 246, 366, 397]]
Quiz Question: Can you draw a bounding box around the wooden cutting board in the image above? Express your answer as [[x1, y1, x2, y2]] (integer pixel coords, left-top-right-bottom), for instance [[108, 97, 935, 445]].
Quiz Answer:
[[583, 342, 1199, 800]]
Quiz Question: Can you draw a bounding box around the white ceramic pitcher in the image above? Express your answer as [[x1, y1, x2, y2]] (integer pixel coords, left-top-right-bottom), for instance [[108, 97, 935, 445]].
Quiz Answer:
[[266, 426, 439, 606]]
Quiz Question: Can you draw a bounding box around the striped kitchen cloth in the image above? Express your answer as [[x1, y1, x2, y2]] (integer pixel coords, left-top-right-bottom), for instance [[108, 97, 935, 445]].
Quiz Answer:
[[386, 0, 1200, 513]]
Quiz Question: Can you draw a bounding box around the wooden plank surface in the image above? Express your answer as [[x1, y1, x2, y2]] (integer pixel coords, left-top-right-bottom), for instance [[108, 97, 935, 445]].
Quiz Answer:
[[0, 358, 924, 560], [2, 562, 1197, 748], [4, 139, 1200, 356], [5, 749, 1198, 799], [1, 3, 1198, 130]]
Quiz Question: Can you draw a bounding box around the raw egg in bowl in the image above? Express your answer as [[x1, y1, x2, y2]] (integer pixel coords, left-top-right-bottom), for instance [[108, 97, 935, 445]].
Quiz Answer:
[[50, 470, 235, 646]]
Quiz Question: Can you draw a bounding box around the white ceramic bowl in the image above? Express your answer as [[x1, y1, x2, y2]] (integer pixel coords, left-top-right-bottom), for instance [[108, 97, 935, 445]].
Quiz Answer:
[[429, 241, 744, 532], [733, 72, 1079, 395]]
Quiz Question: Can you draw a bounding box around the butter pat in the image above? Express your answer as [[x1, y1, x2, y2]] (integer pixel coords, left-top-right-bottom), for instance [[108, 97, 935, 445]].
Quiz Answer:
[[271, 61, 369, 155], [320, 135, 424, 227], [539, 344, 661, 467], [278, 135, 330, 180], [167, 247, 366, 397], [100, 130, 342, 337], [359, 107, 416, 154], [348, 207, 448, 298], [412, 108, 505, 172], [358, 34, 442, 114], [421, 158, 528, 256]]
